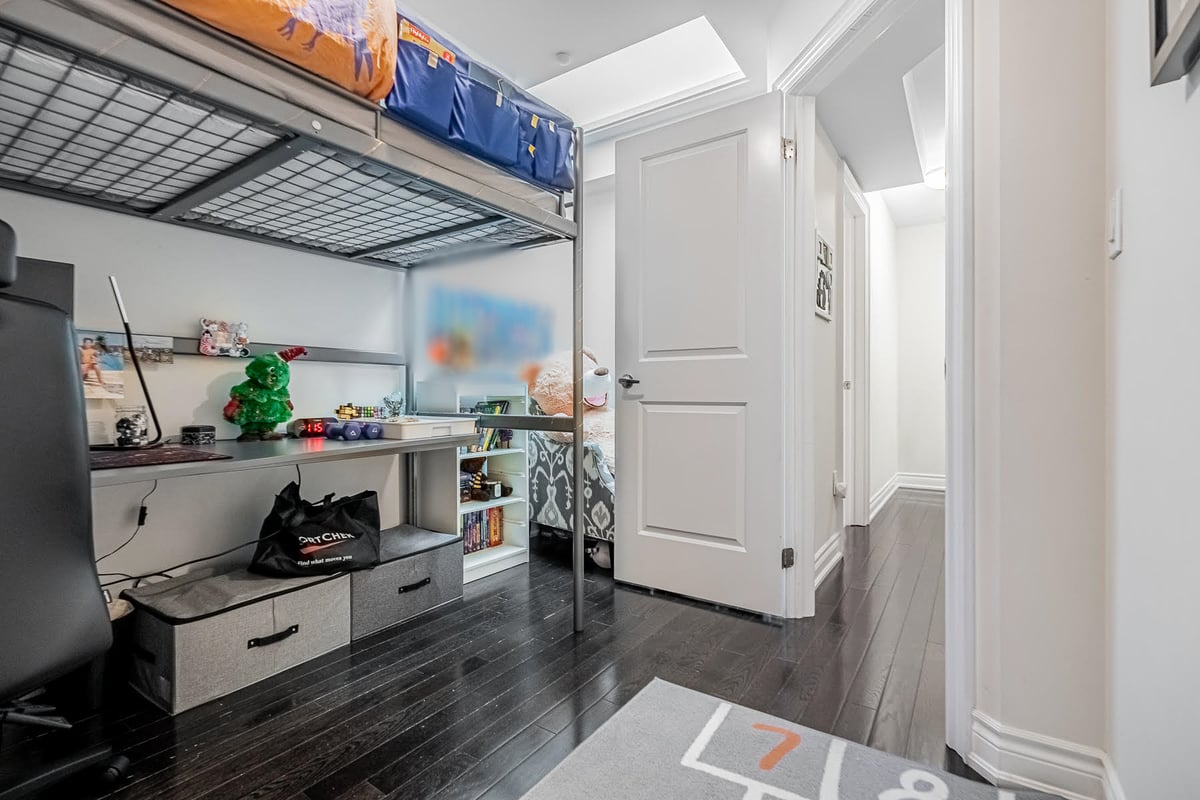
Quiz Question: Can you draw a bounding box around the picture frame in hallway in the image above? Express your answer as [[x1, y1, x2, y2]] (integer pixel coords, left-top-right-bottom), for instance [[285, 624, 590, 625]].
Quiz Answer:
[[815, 234, 833, 321], [1150, 0, 1200, 85]]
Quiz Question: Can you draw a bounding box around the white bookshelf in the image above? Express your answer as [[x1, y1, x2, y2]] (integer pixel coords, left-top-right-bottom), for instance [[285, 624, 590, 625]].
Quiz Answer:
[[415, 379, 531, 583]]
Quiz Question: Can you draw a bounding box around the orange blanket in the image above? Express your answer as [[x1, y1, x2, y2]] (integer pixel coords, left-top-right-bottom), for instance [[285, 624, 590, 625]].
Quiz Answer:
[[162, 0, 397, 101]]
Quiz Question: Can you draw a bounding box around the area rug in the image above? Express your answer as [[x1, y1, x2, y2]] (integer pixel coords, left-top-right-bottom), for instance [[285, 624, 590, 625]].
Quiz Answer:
[[521, 679, 1059, 800]]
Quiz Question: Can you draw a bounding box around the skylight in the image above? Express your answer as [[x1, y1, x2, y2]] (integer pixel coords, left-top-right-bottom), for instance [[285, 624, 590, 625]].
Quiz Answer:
[[529, 17, 745, 132]]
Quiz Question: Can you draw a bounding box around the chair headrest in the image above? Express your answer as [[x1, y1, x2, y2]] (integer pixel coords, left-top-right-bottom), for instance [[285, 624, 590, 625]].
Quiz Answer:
[[0, 220, 15, 289]]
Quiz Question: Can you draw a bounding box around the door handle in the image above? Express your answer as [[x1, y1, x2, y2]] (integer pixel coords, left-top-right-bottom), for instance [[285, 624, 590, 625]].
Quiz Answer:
[[618, 374, 640, 389]]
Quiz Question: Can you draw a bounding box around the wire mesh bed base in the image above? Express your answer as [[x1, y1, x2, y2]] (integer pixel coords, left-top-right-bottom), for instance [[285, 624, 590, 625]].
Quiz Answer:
[[0, 23, 568, 269]]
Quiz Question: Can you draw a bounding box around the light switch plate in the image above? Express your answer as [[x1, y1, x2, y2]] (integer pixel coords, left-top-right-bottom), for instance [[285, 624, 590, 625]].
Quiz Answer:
[[1107, 188, 1124, 260]]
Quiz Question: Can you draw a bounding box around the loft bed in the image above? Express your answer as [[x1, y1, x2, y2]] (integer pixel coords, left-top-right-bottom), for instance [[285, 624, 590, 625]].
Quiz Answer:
[[0, 0, 577, 268], [0, 0, 590, 629]]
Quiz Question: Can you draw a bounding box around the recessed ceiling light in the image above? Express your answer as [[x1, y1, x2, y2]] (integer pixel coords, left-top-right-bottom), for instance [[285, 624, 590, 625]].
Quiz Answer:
[[555, 51, 572, 66]]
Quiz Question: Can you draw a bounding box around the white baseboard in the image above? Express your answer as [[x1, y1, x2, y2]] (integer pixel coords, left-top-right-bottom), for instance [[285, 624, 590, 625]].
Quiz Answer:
[[968, 711, 1113, 800], [1103, 756, 1127, 800], [896, 472, 946, 492], [814, 529, 843, 587], [869, 474, 899, 522]]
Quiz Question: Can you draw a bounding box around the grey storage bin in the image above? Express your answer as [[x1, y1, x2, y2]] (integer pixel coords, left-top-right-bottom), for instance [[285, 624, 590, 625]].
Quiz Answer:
[[124, 568, 350, 714], [351, 525, 462, 639]]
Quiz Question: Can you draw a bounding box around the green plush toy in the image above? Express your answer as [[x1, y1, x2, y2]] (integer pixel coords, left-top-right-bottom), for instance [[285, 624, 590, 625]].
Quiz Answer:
[[222, 347, 306, 440]]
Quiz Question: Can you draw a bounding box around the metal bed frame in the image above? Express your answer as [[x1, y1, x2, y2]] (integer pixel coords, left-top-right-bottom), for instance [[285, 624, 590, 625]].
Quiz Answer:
[[0, 0, 589, 631]]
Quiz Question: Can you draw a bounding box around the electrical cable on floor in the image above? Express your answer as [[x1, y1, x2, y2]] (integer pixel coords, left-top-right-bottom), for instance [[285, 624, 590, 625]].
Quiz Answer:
[[95, 480, 158, 563]]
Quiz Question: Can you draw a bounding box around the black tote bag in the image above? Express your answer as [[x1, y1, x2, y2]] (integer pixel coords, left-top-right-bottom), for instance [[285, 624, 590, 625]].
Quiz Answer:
[[250, 482, 381, 577]]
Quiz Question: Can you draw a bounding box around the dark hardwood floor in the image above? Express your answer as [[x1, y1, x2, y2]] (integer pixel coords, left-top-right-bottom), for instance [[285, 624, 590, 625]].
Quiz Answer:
[[25, 490, 964, 799]]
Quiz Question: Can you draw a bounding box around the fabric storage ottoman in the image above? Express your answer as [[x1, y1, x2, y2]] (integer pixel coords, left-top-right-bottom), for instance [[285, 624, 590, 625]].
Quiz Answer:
[[351, 525, 462, 639], [123, 568, 350, 714]]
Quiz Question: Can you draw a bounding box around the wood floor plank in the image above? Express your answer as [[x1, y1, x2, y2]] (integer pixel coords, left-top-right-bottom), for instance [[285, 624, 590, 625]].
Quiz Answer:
[[423, 725, 555, 800], [867, 507, 945, 756], [473, 700, 621, 800], [838, 505, 936, 712], [905, 641, 946, 767], [796, 579, 895, 732], [832, 702, 877, 745], [928, 562, 946, 646]]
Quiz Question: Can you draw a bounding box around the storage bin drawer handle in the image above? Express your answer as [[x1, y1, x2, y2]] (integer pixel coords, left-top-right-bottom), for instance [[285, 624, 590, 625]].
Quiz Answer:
[[247, 624, 299, 649], [398, 577, 432, 594]]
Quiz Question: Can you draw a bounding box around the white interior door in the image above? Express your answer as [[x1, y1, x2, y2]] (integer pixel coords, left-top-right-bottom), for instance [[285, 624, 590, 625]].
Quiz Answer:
[[614, 92, 786, 616]]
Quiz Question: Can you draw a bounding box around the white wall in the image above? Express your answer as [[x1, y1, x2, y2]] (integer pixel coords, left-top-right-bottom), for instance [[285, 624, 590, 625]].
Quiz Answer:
[[0, 188, 405, 585], [408, 181, 616, 378], [812, 123, 842, 548], [971, 0, 1107, 759], [1106, 1, 1200, 797], [896, 221, 945, 478], [866, 193, 899, 500]]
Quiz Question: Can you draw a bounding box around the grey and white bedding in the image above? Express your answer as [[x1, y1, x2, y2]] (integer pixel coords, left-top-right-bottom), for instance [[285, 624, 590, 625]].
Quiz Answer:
[[528, 433, 615, 543]]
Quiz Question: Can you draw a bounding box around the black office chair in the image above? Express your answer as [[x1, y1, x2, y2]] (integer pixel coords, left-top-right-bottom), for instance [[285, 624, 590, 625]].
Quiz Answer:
[[0, 219, 126, 797]]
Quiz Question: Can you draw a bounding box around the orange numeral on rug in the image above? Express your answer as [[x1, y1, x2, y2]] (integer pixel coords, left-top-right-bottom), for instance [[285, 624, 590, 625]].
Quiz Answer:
[[751, 723, 802, 770]]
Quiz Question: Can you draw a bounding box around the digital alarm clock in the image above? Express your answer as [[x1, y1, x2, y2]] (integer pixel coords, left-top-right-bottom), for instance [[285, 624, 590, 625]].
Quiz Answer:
[[288, 417, 336, 438]]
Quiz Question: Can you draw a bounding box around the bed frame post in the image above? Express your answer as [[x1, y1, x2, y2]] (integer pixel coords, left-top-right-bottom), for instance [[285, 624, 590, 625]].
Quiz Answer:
[[572, 127, 586, 634]]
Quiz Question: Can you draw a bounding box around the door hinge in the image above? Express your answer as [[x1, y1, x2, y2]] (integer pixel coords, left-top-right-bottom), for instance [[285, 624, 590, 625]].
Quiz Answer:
[[781, 547, 796, 569], [782, 138, 796, 160]]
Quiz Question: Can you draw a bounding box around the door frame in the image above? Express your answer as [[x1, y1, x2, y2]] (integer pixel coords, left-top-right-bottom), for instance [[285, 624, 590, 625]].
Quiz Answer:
[[777, 0, 976, 759], [839, 163, 870, 528], [783, 94, 818, 620]]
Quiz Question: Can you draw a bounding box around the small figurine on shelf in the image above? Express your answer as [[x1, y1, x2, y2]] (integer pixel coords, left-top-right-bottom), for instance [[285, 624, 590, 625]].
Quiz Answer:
[[114, 412, 149, 448], [382, 391, 405, 419], [499, 429, 513, 450], [222, 347, 306, 441]]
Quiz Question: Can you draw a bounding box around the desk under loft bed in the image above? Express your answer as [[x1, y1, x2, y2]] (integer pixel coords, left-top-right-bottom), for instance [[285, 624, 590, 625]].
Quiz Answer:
[[0, 0, 590, 632]]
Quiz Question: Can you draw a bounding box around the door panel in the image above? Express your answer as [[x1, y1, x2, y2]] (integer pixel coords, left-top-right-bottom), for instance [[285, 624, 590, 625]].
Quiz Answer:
[[641, 403, 746, 547], [640, 134, 747, 355], [615, 92, 786, 615]]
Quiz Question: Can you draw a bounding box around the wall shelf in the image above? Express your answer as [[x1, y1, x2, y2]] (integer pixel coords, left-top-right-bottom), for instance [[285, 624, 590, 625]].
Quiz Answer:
[[458, 448, 525, 461], [170, 338, 404, 367], [459, 495, 526, 515], [463, 543, 527, 584]]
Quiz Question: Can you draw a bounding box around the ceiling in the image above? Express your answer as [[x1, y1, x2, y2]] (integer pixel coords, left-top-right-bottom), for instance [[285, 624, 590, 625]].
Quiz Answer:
[[399, 1, 780, 90], [815, 0, 944, 192], [877, 182, 945, 227]]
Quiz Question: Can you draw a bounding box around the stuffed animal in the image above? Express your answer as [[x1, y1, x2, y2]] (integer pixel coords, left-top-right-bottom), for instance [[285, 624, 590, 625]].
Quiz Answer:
[[222, 347, 306, 440], [521, 348, 615, 470]]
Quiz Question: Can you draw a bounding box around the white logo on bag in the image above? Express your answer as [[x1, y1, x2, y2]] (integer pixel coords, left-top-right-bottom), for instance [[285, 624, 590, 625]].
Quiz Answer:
[[297, 531, 356, 545]]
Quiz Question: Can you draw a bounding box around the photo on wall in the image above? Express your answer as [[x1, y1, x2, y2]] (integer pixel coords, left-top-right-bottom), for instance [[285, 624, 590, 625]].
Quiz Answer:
[[1151, 0, 1200, 84], [815, 234, 833, 321], [77, 330, 125, 399]]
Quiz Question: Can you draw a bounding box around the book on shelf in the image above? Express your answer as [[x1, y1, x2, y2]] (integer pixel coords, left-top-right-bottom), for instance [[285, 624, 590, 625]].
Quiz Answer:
[[461, 506, 504, 554]]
